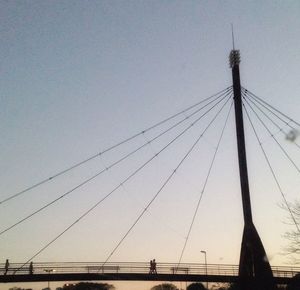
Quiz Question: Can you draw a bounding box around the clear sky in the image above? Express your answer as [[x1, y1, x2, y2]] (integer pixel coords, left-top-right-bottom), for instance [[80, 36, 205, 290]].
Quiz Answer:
[[1, 1, 300, 290]]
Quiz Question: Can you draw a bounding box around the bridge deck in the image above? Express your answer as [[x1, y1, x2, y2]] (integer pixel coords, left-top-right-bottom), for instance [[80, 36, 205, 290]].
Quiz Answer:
[[0, 262, 299, 284]]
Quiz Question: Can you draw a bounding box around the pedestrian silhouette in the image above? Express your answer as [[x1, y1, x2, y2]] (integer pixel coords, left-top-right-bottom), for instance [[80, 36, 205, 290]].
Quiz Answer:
[[152, 259, 157, 274], [149, 260, 153, 274], [29, 262, 33, 275], [4, 259, 9, 275]]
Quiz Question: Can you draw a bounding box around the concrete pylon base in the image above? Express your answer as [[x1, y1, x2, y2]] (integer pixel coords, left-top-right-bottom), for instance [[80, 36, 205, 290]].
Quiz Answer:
[[238, 223, 277, 290]]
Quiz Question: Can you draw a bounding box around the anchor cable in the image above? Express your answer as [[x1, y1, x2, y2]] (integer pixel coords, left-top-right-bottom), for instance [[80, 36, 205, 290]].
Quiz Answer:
[[243, 103, 300, 234], [243, 92, 300, 150], [243, 96, 300, 174], [243, 89, 297, 133], [242, 88, 300, 128]]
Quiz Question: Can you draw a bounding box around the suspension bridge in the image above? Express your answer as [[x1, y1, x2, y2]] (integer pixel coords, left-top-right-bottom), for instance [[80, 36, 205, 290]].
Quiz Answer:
[[1, 49, 300, 289]]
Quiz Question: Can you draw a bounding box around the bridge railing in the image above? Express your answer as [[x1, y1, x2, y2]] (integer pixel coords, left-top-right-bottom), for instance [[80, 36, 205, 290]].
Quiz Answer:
[[0, 262, 299, 278]]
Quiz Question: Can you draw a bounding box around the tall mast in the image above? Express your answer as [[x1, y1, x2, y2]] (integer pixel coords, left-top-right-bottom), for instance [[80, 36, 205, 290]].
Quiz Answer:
[[229, 49, 276, 290], [230, 50, 253, 225]]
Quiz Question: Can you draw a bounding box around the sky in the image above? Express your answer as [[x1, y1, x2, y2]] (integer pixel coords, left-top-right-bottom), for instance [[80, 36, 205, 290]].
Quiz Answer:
[[1, 1, 300, 290]]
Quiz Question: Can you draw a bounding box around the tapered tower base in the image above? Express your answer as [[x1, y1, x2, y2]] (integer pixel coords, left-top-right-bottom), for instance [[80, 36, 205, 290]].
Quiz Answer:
[[238, 223, 277, 290]]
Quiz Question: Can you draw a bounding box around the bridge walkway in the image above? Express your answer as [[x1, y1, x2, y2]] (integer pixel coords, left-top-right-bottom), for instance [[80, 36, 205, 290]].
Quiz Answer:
[[0, 262, 299, 284]]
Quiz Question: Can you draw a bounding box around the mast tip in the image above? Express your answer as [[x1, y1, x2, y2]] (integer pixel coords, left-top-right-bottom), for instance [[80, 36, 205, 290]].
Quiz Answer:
[[231, 23, 235, 50]]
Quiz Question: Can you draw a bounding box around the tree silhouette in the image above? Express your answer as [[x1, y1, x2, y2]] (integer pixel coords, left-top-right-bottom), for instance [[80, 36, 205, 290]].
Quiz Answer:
[[281, 200, 300, 264], [186, 282, 207, 290], [151, 283, 178, 290], [9, 288, 32, 290], [62, 282, 114, 290], [226, 283, 240, 290], [286, 273, 300, 290]]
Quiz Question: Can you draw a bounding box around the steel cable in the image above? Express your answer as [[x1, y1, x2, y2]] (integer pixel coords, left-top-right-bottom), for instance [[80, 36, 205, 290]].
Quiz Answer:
[[176, 99, 233, 269], [101, 95, 233, 267], [0, 91, 232, 237], [1, 87, 232, 206]]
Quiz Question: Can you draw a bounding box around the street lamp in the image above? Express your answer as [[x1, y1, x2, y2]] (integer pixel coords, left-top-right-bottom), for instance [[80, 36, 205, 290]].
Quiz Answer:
[[200, 250, 208, 290], [44, 269, 56, 290]]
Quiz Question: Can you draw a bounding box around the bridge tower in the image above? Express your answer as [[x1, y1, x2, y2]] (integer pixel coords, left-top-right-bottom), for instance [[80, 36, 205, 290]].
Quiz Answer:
[[230, 50, 277, 290]]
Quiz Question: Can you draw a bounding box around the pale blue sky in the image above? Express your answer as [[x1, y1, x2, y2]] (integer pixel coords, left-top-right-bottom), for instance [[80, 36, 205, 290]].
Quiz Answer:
[[1, 1, 300, 290]]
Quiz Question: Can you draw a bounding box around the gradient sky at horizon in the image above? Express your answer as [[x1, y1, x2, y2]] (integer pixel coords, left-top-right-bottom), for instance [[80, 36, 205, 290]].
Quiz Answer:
[[1, 1, 300, 290]]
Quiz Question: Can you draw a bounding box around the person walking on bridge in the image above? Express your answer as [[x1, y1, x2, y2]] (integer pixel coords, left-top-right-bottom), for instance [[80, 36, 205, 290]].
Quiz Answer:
[[149, 260, 153, 274], [29, 262, 33, 275], [4, 259, 9, 275], [152, 259, 157, 274], [149, 259, 157, 274]]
